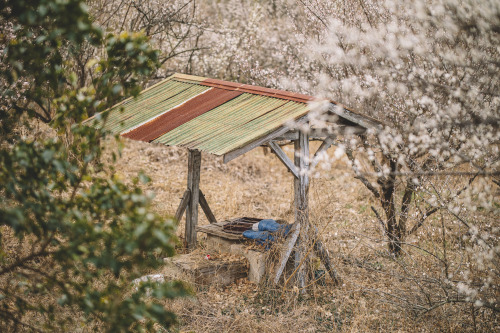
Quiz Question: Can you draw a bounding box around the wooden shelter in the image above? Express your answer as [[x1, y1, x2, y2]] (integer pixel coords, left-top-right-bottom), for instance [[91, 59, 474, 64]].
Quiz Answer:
[[85, 73, 382, 286]]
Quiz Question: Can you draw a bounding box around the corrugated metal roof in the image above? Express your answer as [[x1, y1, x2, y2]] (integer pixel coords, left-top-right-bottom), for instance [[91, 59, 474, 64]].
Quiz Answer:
[[85, 73, 382, 158], [153, 93, 309, 154], [85, 73, 317, 156], [100, 80, 211, 134], [123, 88, 243, 142]]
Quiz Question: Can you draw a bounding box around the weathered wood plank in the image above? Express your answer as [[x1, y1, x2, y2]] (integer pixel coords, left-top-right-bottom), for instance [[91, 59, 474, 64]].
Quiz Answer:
[[186, 149, 201, 250], [273, 130, 299, 141], [268, 141, 299, 178], [223, 115, 309, 163], [199, 189, 217, 224], [328, 104, 383, 130], [274, 127, 363, 141], [273, 222, 301, 285], [197, 223, 244, 241], [174, 189, 191, 222], [274, 128, 331, 141]]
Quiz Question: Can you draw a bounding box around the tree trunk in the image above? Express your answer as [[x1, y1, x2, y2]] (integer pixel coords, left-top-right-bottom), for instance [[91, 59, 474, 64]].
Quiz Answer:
[[381, 159, 402, 255]]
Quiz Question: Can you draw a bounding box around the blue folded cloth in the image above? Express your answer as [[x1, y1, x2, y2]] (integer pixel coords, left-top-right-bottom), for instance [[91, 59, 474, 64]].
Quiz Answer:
[[242, 219, 292, 249], [258, 219, 283, 232]]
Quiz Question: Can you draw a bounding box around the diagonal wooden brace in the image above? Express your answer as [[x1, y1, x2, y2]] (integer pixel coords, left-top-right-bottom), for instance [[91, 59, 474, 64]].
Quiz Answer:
[[310, 136, 335, 169], [199, 189, 217, 224], [268, 140, 299, 178], [175, 189, 191, 222]]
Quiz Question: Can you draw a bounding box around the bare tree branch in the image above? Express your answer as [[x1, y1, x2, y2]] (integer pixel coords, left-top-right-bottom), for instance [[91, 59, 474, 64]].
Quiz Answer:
[[346, 148, 381, 198]]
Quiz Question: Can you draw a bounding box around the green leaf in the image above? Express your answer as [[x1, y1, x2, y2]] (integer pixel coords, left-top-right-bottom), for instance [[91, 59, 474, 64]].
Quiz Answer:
[[0, 1, 180, 331], [42, 149, 55, 163]]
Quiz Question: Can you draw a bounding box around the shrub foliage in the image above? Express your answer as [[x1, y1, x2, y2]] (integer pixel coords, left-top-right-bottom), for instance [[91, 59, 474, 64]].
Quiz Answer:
[[0, 0, 188, 331]]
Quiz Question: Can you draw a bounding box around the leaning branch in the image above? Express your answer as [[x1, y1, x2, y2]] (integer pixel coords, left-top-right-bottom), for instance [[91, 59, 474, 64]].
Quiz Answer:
[[408, 207, 439, 235], [346, 148, 381, 199], [0, 233, 54, 276], [371, 206, 388, 235]]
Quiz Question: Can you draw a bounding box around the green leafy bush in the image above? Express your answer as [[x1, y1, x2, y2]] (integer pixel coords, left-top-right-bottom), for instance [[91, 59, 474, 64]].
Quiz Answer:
[[0, 0, 188, 331]]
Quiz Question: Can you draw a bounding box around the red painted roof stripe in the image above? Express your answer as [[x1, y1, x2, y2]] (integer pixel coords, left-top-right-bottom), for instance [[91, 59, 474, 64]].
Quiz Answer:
[[199, 78, 314, 103], [122, 88, 243, 142]]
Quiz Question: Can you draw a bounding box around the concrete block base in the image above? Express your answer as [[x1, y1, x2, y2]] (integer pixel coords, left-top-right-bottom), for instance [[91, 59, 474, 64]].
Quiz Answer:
[[229, 244, 267, 284], [163, 253, 247, 287]]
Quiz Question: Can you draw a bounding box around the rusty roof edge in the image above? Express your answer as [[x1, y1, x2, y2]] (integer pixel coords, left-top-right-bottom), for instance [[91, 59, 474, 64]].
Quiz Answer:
[[120, 87, 214, 136]]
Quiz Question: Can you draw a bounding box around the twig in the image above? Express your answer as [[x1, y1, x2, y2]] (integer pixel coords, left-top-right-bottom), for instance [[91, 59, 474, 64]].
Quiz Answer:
[[408, 207, 439, 235], [371, 206, 387, 235], [346, 148, 381, 199]]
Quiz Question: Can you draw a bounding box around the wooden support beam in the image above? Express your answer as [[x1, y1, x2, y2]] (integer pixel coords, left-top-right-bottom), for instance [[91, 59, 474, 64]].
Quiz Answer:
[[294, 131, 310, 291], [174, 189, 191, 222], [274, 128, 329, 141], [186, 149, 201, 250], [223, 115, 309, 163], [274, 127, 363, 141], [310, 136, 335, 169], [328, 103, 383, 130], [199, 189, 217, 224], [273, 132, 339, 287], [268, 141, 299, 178], [273, 132, 312, 286]]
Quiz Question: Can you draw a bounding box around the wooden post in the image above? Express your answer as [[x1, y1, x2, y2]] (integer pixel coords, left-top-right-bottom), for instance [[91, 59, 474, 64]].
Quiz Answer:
[[186, 149, 201, 250], [294, 131, 309, 291]]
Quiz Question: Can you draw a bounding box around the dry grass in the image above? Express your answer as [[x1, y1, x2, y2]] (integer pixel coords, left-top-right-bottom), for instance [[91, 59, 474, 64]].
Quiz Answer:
[[3, 122, 495, 331], [107, 138, 498, 332]]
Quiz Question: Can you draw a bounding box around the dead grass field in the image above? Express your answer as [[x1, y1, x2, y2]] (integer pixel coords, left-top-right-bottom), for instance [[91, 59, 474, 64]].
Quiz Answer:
[[109, 138, 498, 332]]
